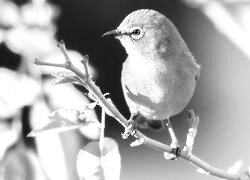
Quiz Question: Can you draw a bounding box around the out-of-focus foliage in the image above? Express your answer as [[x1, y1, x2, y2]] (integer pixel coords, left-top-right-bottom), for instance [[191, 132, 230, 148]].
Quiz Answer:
[[0, 0, 58, 58], [0, 68, 40, 119], [77, 138, 121, 180], [28, 108, 101, 139], [0, 0, 115, 180], [183, 0, 250, 59], [2, 147, 46, 180]]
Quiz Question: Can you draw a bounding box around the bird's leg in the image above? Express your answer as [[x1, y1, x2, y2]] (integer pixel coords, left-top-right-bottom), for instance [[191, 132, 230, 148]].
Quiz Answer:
[[121, 111, 139, 139], [164, 118, 181, 160], [166, 118, 179, 147]]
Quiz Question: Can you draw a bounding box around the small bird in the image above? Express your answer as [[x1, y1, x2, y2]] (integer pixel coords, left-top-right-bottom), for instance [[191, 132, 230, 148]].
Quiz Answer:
[[103, 9, 200, 158]]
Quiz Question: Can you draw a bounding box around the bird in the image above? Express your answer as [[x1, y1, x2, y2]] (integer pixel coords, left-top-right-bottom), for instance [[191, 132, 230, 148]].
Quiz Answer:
[[103, 9, 200, 158]]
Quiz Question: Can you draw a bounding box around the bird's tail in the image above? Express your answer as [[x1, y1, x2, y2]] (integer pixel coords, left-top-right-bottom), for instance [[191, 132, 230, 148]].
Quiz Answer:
[[134, 114, 165, 131]]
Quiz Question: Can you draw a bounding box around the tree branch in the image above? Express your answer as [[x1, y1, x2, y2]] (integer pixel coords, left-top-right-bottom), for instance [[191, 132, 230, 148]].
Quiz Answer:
[[34, 41, 250, 180]]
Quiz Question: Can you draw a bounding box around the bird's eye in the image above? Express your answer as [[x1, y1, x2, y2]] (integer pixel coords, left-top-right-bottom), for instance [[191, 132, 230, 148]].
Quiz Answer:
[[132, 29, 141, 36], [130, 27, 144, 40]]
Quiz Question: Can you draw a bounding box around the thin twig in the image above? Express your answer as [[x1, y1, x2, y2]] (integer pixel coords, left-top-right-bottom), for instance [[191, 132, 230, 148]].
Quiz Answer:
[[33, 42, 250, 180], [81, 55, 90, 80], [99, 108, 105, 154], [34, 58, 65, 68], [57, 40, 71, 63]]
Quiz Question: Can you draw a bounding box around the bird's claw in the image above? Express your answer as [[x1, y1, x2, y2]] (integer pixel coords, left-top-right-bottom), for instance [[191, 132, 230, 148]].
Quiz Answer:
[[121, 119, 137, 139], [187, 109, 199, 130], [164, 143, 181, 160]]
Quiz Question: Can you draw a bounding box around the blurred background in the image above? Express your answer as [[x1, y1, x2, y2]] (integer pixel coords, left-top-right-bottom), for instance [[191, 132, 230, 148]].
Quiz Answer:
[[0, 0, 250, 180]]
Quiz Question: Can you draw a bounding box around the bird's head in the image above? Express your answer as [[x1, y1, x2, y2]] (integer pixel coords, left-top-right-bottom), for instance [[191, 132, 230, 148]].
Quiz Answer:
[[103, 9, 180, 58]]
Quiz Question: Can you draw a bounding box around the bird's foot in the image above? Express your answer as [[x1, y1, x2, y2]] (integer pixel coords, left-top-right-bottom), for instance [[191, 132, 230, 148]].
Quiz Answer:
[[121, 114, 138, 139], [183, 109, 199, 155], [164, 142, 181, 160], [164, 118, 181, 160], [121, 119, 137, 139]]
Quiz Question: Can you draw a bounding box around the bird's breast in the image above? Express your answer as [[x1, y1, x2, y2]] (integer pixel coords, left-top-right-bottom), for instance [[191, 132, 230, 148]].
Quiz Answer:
[[121, 53, 197, 120], [122, 55, 167, 104]]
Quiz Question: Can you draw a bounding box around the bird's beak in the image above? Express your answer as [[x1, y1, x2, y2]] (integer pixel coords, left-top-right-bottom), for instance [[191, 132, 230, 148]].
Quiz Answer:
[[102, 29, 122, 38]]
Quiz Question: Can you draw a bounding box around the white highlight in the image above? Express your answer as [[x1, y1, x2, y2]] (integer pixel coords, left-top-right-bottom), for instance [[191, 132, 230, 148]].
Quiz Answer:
[[197, 168, 210, 175], [228, 160, 243, 174], [202, 1, 250, 59], [31, 101, 69, 180]]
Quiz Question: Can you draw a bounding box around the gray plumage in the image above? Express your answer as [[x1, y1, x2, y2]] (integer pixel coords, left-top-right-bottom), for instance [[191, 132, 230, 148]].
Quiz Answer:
[[104, 9, 200, 127]]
